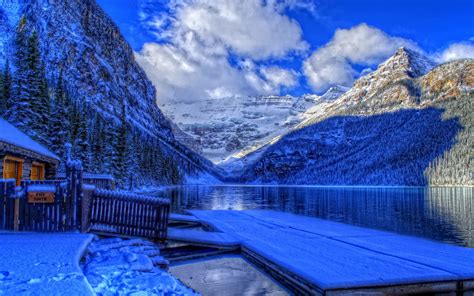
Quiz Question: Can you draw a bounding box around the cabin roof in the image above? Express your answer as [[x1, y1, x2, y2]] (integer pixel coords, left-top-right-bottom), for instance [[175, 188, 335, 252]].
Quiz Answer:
[[0, 118, 60, 161]]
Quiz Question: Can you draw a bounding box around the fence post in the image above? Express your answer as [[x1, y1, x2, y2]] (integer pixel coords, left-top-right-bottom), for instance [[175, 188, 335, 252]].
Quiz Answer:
[[13, 199, 19, 231], [81, 185, 94, 233]]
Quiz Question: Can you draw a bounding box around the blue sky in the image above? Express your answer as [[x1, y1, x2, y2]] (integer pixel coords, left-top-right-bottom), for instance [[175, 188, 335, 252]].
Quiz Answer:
[[97, 0, 474, 101]]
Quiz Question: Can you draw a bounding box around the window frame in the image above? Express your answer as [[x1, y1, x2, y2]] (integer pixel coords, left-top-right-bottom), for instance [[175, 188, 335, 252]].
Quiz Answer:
[[30, 162, 45, 181], [3, 155, 25, 186]]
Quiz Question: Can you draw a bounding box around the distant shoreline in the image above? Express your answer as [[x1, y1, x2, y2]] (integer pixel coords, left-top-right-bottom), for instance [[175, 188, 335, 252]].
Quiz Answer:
[[138, 184, 474, 192]]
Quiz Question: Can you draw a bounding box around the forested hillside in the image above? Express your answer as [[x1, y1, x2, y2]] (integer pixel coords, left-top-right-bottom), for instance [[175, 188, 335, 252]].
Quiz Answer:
[[241, 49, 473, 186], [0, 1, 217, 188]]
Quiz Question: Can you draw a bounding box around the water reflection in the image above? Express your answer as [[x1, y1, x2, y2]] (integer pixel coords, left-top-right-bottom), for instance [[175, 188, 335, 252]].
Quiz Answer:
[[158, 186, 474, 247]]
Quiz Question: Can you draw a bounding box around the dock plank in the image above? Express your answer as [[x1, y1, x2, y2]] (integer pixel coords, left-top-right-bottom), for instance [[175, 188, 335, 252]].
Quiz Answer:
[[188, 210, 474, 291], [168, 227, 240, 247]]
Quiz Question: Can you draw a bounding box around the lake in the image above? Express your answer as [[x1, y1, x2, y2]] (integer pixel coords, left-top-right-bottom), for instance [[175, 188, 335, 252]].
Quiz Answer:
[[156, 185, 474, 248]]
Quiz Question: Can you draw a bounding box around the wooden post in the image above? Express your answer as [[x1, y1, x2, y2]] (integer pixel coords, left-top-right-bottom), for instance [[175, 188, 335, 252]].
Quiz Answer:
[[13, 199, 19, 231], [81, 185, 94, 233]]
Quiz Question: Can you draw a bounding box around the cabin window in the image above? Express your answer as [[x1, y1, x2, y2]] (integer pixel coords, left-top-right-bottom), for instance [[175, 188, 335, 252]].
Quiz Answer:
[[30, 162, 45, 181], [3, 156, 24, 186]]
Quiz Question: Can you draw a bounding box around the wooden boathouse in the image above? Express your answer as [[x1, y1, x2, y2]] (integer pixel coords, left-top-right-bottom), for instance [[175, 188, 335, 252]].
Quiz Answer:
[[0, 117, 170, 240]]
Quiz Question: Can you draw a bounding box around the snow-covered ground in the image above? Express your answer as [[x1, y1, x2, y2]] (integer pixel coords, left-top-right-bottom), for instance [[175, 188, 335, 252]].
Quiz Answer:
[[0, 233, 197, 295], [0, 233, 94, 295], [83, 237, 197, 295]]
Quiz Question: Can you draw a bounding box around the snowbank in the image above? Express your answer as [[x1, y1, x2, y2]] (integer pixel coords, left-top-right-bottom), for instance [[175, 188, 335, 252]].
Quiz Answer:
[[0, 232, 94, 295], [83, 237, 197, 295]]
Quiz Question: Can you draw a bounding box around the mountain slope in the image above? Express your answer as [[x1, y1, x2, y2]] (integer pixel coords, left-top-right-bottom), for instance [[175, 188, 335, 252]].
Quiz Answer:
[[241, 49, 473, 186], [162, 86, 348, 163], [0, 0, 217, 186]]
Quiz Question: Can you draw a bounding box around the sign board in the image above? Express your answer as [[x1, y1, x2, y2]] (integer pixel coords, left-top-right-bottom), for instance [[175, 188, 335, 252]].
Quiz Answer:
[[28, 191, 55, 203]]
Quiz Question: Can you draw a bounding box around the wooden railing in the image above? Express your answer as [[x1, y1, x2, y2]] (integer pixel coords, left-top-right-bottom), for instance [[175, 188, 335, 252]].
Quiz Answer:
[[89, 189, 170, 241], [57, 173, 115, 190]]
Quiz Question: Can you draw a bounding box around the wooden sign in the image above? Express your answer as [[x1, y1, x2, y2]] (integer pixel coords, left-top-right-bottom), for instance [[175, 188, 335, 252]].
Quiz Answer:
[[28, 191, 55, 203]]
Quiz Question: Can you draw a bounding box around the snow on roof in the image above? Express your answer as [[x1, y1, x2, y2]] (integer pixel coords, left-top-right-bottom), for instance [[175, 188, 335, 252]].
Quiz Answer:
[[0, 118, 60, 161]]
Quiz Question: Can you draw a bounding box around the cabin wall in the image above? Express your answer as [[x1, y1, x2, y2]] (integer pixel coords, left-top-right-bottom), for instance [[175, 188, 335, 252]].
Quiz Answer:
[[0, 151, 4, 178], [0, 143, 59, 181]]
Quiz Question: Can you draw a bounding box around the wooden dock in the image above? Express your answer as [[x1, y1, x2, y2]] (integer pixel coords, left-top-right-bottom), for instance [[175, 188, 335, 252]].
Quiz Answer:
[[169, 211, 474, 295]]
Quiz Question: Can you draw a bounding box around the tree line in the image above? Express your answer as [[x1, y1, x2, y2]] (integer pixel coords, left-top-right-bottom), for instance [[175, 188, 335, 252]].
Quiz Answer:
[[0, 17, 182, 188]]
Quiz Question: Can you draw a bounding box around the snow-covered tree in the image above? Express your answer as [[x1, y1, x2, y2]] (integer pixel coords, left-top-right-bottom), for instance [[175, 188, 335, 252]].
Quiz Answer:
[[1, 60, 12, 114], [114, 103, 128, 187], [6, 16, 35, 131]]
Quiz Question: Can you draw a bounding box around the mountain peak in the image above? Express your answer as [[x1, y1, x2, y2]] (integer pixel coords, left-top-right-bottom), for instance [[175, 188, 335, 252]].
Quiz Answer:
[[380, 47, 436, 78]]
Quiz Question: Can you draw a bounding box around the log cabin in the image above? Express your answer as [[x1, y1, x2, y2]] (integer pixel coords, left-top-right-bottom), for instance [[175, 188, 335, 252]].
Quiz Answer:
[[0, 118, 60, 185]]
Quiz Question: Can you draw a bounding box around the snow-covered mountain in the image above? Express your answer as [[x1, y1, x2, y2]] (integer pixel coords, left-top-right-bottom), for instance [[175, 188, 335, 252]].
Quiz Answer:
[[0, 0, 217, 185], [161, 85, 348, 163], [238, 48, 473, 186]]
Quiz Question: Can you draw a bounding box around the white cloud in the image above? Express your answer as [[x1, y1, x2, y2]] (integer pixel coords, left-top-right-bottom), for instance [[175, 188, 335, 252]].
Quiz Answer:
[[136, 0, 308, 103], [174, 0, 308, 59], [303, 23, 420, 91], [260, 66, 298, 89], [434, 41, 474, 63]]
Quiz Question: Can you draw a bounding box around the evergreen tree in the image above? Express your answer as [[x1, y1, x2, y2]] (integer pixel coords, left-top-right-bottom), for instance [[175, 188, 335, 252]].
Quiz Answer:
[[90, 114, 105, 173], [49, 74, 71, 163], [24, 31, 51, 144], [126, 132, 140, 189], [0, 66, 4, 115], [2, 59, 12, 112], [74, 100, 90, 170], [6, 16, 35, 130], [114, 103, 128, 187]]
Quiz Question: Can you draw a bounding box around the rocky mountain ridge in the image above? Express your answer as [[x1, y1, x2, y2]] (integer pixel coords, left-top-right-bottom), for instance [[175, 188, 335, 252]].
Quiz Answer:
[[162, 85, 348, 163], [0, 0, 216, 185], [238, 48, 473, 186]]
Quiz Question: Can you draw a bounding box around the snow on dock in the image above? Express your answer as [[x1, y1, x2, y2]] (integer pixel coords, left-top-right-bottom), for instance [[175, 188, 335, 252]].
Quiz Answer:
[[169, 227, 240, 247], [0, 233, 94, 295], [183, 210, 474, 294]]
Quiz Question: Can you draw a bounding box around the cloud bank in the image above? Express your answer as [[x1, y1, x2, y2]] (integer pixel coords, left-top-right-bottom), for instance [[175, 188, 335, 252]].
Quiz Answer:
[[303, 23, 420, 91], [434, 41, 474, 63], [136, 0, 308, 103], [135, 1, 474, 101]]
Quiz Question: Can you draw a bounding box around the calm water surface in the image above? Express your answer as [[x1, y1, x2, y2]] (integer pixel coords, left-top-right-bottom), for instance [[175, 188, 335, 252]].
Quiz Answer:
[[156, 186, 473, 248]]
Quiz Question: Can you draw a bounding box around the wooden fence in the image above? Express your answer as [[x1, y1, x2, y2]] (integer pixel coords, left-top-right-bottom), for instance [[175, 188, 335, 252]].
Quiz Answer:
[[57, 173, 115, 190], [0, 179, 16, 230], [0, 152, 84, 232], [89, 189, 170, 241], [17, 180, 83, 232]]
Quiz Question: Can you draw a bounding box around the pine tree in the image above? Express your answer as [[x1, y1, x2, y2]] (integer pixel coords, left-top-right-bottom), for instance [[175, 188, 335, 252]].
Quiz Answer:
[[90, 114, 105, 173], [49, 74, 71, 164], [0, 66, 4, 115], [114, 103, 128, 187], [6, 16, 35, 131], [103, 118, 117, 174], [23, 31, 51, 145], [2, 59, 12, 112], [126, 132, 140, 189], [74, 100, 90, 170]]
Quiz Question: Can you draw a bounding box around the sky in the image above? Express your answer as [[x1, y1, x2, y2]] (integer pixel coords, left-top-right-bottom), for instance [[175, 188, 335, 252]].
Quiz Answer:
[[97, 0, 474, 103]]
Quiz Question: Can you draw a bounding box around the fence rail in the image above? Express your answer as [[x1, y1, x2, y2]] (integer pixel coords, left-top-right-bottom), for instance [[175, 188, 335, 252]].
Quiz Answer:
[[57, 173, 115, 190], [89, 189, 170, 241]]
